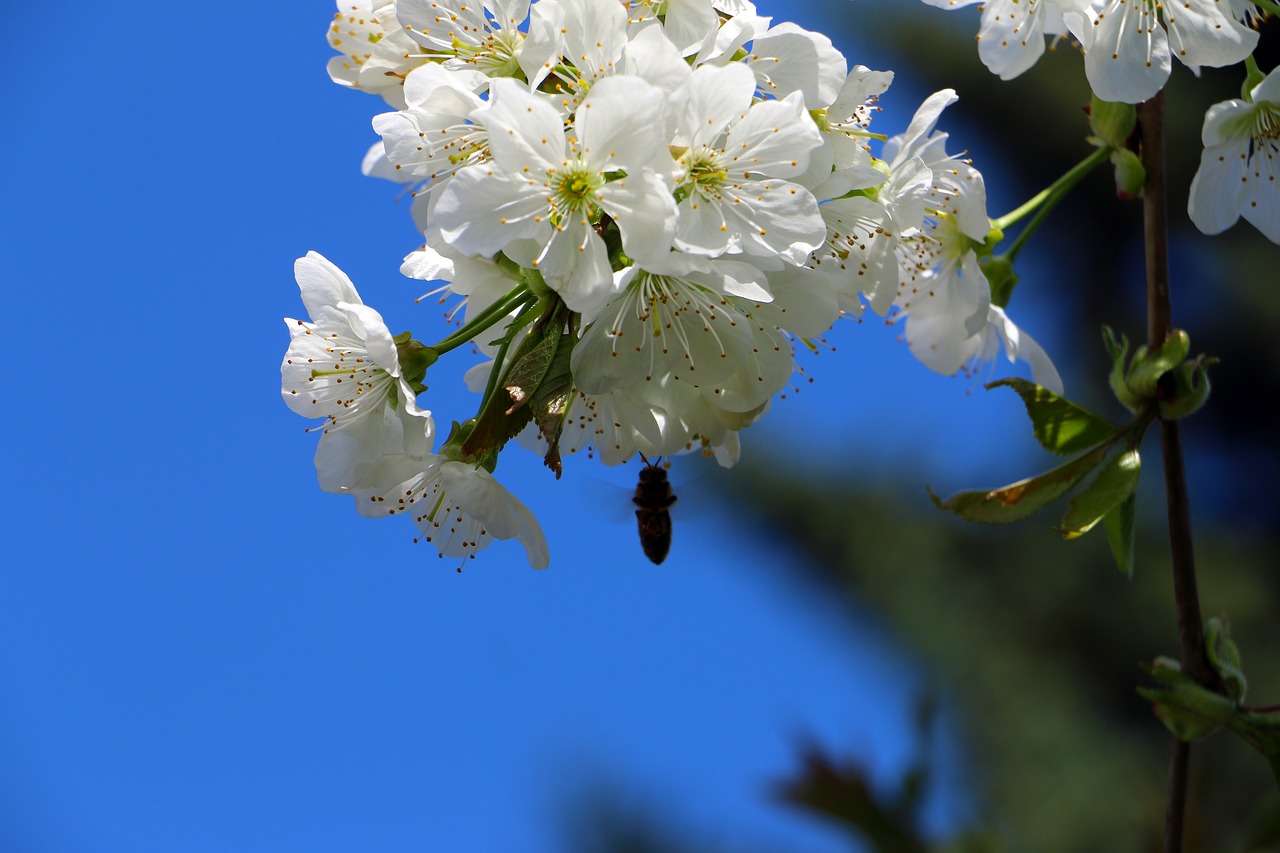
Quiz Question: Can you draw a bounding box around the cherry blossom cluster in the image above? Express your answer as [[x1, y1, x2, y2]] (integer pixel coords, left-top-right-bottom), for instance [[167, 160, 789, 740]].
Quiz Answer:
[[283, 0, 1061, 568], [919, 0, 1279, 245]]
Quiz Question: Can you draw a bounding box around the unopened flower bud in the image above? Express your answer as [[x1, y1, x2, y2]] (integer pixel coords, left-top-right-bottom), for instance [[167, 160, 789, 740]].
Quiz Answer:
[[1110, 148, 1145, 200], [1089, 96, 1137, 150]]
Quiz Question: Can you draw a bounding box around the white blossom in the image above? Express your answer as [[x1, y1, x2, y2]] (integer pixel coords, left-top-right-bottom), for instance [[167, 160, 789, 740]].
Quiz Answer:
[[671, 62, 825, 263], [326, 1, 427, 108], [435, 76, 677, 315], [282, 252, 434, 492], [1071, 0, 1259, 104], [352, 454, 550, 568], [1188, 66, 1280, 245]]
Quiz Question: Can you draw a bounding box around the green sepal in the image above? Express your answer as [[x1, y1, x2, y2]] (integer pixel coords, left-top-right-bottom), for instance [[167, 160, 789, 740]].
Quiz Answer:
[[981, 255, 1018, 308], [1205, 617, 1247, 703], [928, 444, 1109, 525], [1138, 657, 1236, 742], [1109, 147, 1145, 200], [393, 333, 438, 388], [1057, 447, 1141, 540], [1127, 329, 1191, 400], [1103, 327, 1143, 412], [1243, 58, 1267, 101], [1158, 355, 1216, 420], [988, 377, 1121, 456], [1089, 96, 1137, 150], [1102, 493, 1136, 577]]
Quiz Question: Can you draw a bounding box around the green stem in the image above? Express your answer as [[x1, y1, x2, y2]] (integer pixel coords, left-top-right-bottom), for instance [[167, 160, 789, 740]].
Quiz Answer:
[[1251, 0, 1280, 17], [429, 284, 533, 356], [993, 146, 1110, 233]]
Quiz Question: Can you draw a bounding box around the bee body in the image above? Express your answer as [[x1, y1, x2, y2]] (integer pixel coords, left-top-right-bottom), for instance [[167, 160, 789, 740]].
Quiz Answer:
[[633, 462, 677, 565]]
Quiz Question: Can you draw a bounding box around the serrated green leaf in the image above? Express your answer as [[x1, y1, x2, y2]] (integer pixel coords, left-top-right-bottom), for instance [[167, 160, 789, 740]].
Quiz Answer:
[[1103, 494, 1136, 577], [989, 378, 1120, 456], [503, 329, 561, 414], [929, 445, 1109, 525], [1059, 447, 1141, 539], [529, 335, 576, 478]]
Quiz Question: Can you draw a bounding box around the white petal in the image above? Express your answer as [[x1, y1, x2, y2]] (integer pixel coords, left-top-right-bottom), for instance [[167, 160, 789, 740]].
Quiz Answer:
[[576, 76, 668, 173], [536, 219, 615, 315], [435, 167, 550, 256], [1240, 139, 1280, 244], [749, 22, 847, 108], [724, 91, 822, 179], [439, 463, 550, 569], [1188, 140, 1247, 235], [598, 170, 678, 263], [1084, 1, 1171, 104], [295, 252, 362, 319], [477, 79, 566, 174]]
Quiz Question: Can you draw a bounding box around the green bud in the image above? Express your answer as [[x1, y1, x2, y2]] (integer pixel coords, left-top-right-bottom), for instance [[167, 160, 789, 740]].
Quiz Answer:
[[981, 255, 1018, 308], [1110, 148, 1146, 200], [1103, 327, 1144, 412], [1205, 617, 1247, 703], [1158, 355, 1217, 420], [1139, 656, 1237, 741], [1127, 329, 1190, 400], [1089, 97, 1137, 149]]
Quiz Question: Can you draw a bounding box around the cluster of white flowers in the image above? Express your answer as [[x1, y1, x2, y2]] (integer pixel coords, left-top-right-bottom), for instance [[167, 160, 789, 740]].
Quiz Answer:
[[920, 0, 1279, 244], [920, 0, 1260, 103], [285, 0, 1061, 567]]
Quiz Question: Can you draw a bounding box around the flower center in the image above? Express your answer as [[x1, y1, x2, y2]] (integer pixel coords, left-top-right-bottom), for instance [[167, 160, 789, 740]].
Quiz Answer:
[[550, 163, 603, 220], [681, 147, 728, 196]]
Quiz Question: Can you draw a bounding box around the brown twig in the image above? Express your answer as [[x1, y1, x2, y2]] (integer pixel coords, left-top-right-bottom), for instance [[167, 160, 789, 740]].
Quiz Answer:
[[1138, 89, 1216, 853]]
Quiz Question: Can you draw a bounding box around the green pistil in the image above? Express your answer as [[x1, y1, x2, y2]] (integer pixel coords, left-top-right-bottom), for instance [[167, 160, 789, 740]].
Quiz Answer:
[[552, 165, 602, 218], [683, 148, 727, 192]]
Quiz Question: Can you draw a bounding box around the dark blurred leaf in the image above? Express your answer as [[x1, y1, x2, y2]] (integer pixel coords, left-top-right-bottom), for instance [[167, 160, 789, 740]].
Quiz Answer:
[[1102, 494, 1137, 576], [775, 744, 927, 853]]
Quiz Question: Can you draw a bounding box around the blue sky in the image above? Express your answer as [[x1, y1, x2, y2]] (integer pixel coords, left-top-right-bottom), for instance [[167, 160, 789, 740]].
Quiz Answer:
[[0, 3, 1070, 850]]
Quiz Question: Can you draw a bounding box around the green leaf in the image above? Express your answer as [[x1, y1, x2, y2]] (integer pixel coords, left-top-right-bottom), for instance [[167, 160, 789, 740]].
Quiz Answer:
[[1102, 494, 1136, 577], [988, 378, 1120, 456], [1226, 708, 1280, 789], [1103, 327, 1142, 412], [929, 444, 1109, 525], [502, 327, 561, 415], [528, 334, 577, 479], [1058, 447, 1141, 540], [459, 314, 563, 463]]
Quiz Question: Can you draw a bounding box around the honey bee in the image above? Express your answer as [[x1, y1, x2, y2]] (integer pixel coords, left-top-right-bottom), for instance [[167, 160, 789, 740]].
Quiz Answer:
[[633, 458, 677, 565]]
